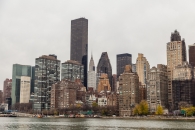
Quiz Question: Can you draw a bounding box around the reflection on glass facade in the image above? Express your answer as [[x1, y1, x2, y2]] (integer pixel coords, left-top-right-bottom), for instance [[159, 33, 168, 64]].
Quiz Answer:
[[11, 64, 32, 105], [61, 60, 84, 84], [33, 55, 60, 111]]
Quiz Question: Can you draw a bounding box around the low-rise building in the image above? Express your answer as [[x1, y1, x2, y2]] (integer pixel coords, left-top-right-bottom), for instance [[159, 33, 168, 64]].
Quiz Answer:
[[98, 96, 107, 107]]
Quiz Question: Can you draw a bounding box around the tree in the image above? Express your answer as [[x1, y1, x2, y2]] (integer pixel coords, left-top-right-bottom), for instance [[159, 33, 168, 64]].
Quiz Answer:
[[133, 104, 140, 115], [133, 100, 149, 116], [182, 107, 195, 116], [139, 100, 149, 115], [155, 105, 163, 115]]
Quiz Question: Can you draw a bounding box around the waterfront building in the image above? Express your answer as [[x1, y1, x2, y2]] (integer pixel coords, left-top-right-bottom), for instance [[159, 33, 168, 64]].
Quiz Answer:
[[97, 73, 111, 93], [119, 65, 139, 116], [166, 30, 187, 110], [70, 17, 88, 88], [117, 53, 132, 79], [97, 52, 112, 90], [98, 96, 107, 107], [87, 55, 96, 90], [172, 62, 195, 109], [33, 55, 60, 111], [61, 60, 84, 84], [136, 53, 150, 86], [107, 92, 118, 108], [147, 64, 168, 113], [11, 64, 32, 105], [189, 43, 195, 67], [86, 94, 96, 107], [3, 79, 12, 103], [51, 79, 76, 109], [20, 76, 31, 103]]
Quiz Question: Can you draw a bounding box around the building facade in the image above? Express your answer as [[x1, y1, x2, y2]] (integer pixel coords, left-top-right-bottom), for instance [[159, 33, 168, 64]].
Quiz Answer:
[[166, 30, 187, 110], [147, 64, 168, 113], [97, 73, 111, 93], [132, 64, 136, 73], [0, 90, 3, 104], [112, 74, 117, 92], [136, 53, 150, 85], [119, 65, 139, 116], [189, 43, 195, 67], [172, 62, 195, 109], [20, 76, 31, 103], [61, 60, 84, 84], [33, 55, 60, 111], [11, 64, 32, 105], [3, 79, 12, 103], [98, 96, 107, 107], [51, 79, 76, 109], [107, 92, 118, 108], [117, 53, 132, 79], [97, 52, 112, 90], [87, 55, 96, 90], [70, 17, 88, 88]]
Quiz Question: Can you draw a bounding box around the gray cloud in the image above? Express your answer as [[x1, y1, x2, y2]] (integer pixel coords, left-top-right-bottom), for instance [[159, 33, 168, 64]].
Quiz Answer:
[[0, 0, 195, 89]]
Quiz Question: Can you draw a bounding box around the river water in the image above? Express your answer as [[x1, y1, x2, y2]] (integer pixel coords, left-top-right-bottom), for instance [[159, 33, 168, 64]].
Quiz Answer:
[[0, 117, 195, 130]]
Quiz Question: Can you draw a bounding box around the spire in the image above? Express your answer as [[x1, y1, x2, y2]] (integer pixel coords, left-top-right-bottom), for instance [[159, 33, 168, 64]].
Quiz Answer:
[[89, 53, 95, 71]]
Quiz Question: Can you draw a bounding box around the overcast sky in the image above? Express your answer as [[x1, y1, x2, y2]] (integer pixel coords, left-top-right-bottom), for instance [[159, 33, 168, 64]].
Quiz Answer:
[[0, 0, 195, 90]]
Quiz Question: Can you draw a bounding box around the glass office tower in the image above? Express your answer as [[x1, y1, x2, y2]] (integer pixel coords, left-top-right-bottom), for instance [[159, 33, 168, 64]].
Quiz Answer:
[[11, 64, 32, 105]]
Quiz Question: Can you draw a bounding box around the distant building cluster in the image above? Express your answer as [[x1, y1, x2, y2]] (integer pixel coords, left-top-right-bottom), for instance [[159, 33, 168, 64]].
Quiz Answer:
[[0, 18, 195, 116]]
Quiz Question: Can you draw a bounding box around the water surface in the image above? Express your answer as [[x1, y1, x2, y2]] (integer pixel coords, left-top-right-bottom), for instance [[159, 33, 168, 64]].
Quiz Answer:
[[0, 117, 195, 130]]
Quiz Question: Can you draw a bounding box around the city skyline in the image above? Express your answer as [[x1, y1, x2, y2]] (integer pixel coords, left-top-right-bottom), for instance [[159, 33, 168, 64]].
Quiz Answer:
[[1, 0, 195, 90]]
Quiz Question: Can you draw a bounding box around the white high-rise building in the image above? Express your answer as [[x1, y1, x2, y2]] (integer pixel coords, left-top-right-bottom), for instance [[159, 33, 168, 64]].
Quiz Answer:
[[20, 76, 31, 103], [87, 55, 96, 90]]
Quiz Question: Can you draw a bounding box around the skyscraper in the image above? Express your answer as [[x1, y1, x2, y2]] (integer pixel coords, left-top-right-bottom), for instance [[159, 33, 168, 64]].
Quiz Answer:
[[97, 52, 112, 90], [70, 17, 88, 88], [11, 64, 32, 105], [147, 64, 168, 113], [87, 55, 96, 90], [189, 43, 195, 67], [119, 65, 139, 116], [33, 55, 60, 111], [136, 53, 150, 85], [61, 60, 84, 83], [166, 30, 187, 110], [117, 53, 132, 79]]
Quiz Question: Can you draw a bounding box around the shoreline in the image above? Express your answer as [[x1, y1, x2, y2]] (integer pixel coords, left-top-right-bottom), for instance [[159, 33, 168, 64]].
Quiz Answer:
[[1, 115, 195, 121]]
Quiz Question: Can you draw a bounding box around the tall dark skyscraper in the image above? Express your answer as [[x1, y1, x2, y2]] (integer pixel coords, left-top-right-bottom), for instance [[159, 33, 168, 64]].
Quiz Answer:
[[117, 53, 132, 79], [97, 52, 112, 90], [70, 17, 88, 88], [189, 43, 195, 67]]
